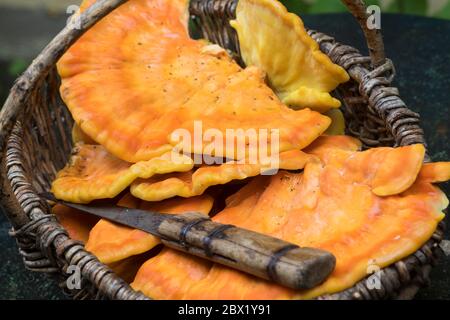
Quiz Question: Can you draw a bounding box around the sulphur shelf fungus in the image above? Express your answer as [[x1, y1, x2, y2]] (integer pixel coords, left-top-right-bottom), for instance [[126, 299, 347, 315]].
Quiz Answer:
[[131, 136, 448, 299], [58, 0, 330, 163], [130, 149, 311, 202], [51, 144, 311, 204], [49, 0, 450, 300], [51, 144, 194, 204], [231, 0, 350, 113]]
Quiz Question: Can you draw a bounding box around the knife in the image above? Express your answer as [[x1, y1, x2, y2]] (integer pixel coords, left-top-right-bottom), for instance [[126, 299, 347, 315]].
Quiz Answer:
[[46, 195, 336, 290]]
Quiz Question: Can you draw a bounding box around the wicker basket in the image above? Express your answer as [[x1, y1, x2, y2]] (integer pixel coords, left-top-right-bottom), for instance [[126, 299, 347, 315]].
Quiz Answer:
[[0, 0, 446, 300]]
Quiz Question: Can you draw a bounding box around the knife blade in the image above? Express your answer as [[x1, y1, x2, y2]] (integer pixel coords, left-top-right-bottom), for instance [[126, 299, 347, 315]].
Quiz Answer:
[[48, 196, 336, 290]]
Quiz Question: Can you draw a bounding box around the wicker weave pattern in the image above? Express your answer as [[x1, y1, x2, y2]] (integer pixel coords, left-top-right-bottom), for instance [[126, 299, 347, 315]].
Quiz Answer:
[[0, 0, 446, 300], [6, 122, 149, 300], [5, 118, 446, 299], [310, 32, 426, 150]]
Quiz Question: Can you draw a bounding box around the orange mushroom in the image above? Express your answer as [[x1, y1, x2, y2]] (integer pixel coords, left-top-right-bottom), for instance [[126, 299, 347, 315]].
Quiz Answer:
[[58, 0, 330, 163], [51, 144, 194, 203], [52, 143, 311, 203], [304, 139, 426, 197], [132, 137, 448, 299], [130, 149, 311, 201], [418, 162, 450, 183], [52, 0, 449, 301], [230, 0, 349, 112]]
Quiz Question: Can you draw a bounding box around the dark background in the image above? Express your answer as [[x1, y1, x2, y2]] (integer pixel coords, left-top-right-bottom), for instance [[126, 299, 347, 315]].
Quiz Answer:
[[0, 1, 449, 299]]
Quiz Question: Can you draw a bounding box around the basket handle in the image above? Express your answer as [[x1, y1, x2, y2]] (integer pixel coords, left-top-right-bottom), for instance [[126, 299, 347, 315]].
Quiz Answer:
[[341, 0, 386, 67]]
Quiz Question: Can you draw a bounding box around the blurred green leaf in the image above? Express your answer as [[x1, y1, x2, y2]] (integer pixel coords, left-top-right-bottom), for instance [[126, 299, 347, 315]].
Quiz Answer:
[[279, 0, 450, 19], [402, 0, 428, 15], [282, 0, 311, 13], [8, 59, 28, 77], [435, 2, 450, 19], [308, 0, 347, 14]]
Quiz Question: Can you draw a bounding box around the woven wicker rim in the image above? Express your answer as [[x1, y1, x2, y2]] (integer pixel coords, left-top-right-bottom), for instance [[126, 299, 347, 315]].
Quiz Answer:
[[0, 0, 446, 300]]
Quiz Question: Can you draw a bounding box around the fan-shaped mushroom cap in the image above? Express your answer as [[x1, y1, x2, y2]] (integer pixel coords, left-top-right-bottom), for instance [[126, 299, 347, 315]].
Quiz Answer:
[[58, 0, 331, 163], [131, 137, 447, 299], [418, 162, 450, 183], [130, 149, 311, 201], [304, 141, 426, 197], [230, 0, 350, 113], [51, 144, 194, 203]]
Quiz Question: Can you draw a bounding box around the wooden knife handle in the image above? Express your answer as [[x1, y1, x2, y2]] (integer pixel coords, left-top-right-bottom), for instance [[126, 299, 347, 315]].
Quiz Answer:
[[158, 212, 336, 290]]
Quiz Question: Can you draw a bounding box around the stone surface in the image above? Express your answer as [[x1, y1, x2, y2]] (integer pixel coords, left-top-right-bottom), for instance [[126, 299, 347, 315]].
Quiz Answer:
[[0, 212, 67, 299], [0, 12, 449, 299]]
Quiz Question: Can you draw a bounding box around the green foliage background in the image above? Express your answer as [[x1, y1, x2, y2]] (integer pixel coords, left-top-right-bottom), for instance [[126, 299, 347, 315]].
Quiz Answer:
[[281, 0, 450, 19]]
